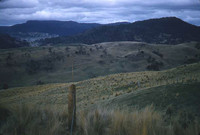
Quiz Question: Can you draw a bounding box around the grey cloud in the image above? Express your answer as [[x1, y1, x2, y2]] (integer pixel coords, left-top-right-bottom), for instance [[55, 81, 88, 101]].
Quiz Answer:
[[0, 0, 200, 26], [0, 0, 38, 9]]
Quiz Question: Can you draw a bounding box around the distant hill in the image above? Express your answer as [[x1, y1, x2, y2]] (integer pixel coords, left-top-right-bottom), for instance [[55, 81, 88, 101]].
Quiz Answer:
[[106, 22, 130, 26], [0, 21, 101, 36], [41, 17, 200, 45], [0, 34, 29, 49], [0, 21, 129, 43]]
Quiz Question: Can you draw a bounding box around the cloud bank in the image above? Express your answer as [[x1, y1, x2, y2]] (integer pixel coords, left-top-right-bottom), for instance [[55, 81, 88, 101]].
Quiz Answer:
[[0, 0, 200, 26]]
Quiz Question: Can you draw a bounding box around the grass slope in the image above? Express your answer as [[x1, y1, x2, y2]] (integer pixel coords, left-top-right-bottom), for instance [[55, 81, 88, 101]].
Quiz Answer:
[[0, 62, 199, 112], [102, 83, 200, 116]]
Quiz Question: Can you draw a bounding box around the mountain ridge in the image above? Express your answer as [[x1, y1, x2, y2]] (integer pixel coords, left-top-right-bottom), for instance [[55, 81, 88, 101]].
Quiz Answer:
[[41, 17, 200, 45], [1, 17, 200, 46], [0, 20, 102, 36]]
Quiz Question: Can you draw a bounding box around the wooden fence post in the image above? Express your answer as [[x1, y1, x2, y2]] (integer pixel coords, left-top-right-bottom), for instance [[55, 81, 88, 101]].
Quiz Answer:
[[68, 84, 76, 133]]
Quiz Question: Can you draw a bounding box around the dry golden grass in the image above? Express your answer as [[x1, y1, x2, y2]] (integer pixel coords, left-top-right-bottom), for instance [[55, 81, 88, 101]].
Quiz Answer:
[[77, 105, 200, 135], [2, 104, 199, 135], [0, 104, 68, 135]]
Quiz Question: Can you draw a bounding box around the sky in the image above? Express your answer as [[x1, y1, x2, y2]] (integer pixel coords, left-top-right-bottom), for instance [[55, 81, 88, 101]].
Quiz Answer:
[[0, 0, 200, 26]]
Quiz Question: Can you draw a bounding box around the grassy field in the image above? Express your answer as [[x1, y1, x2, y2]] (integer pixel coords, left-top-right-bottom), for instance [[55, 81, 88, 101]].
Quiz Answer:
[[0, 62, 200, 134], [0, 62, 199, 110], [0, 41, 200, 89]]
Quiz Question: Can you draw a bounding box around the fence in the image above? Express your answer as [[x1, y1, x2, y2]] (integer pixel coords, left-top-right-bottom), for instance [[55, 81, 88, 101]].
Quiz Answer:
[[68, 84, 76, 135]]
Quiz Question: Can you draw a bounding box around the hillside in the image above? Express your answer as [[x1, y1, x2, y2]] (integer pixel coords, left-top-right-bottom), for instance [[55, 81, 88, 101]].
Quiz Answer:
[[0, 62, 199, 113], [41, 17, 200, 45], [0, 41, 200, 89], [0, 62, 200, 135], [0, 34, 29, 49]]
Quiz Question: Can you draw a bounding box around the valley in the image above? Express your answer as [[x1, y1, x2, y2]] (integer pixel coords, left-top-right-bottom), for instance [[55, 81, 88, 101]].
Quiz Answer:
[[0, 41, 200, 89]]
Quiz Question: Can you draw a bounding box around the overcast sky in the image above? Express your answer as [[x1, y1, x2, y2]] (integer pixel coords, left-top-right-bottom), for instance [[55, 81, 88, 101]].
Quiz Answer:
[[0, 0, 200, 26]]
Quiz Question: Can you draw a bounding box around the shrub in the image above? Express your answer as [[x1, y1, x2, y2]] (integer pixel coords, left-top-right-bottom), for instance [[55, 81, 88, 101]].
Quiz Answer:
[[146, 61, 164, 71], [48, 47, 53, 53], [36, 80, 44, 85]]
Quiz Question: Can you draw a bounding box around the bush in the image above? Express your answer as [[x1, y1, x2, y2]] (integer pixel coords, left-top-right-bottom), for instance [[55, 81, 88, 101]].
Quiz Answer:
[[147, 61, 164, 71], [36, 80, 44, 85]]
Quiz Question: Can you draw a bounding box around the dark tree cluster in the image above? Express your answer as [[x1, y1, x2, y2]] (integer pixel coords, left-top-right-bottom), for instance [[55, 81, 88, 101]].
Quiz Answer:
[[89, 48, 93, 52], [75, 46, 89, 55], [146, 56, 163, 71], [36, 80, 44, 85], [95, 45, 103, 50], [146, 61, 164, 71], [184, 58, 199, 64], [103, 49, 107, 55]]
